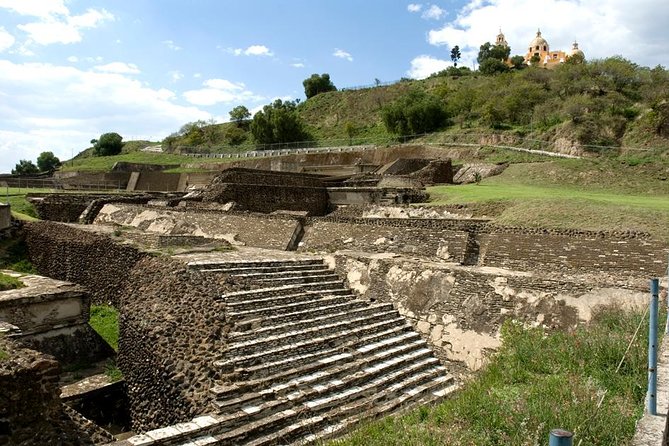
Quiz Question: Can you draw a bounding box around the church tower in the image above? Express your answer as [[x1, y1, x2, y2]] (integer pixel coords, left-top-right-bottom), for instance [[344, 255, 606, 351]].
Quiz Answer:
[[496, 29, 509, 47]]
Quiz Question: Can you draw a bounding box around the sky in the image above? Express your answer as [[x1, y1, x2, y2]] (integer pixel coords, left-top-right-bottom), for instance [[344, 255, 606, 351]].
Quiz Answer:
[[0, 0, 668, 174]]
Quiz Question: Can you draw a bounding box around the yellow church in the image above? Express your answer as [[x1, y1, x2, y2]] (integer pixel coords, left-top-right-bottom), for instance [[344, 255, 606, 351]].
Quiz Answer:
[[496, 29, 585, 68]]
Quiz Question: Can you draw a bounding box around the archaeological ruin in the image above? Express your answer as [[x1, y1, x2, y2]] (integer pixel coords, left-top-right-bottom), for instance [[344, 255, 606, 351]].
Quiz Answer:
[[0, 146, 667, 445]]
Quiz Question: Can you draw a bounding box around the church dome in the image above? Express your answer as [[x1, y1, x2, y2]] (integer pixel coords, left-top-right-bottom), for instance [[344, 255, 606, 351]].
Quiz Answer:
[[528, 29, 549, 52], [571, 41, 584, 58]]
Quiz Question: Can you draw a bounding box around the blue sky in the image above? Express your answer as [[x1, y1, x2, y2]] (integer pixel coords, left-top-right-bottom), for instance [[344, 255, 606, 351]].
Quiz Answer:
[[0, 0, 668, 174]]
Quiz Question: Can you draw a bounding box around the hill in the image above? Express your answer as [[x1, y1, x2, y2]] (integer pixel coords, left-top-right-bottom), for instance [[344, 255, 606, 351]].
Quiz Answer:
[[148, 57, 669, 158]]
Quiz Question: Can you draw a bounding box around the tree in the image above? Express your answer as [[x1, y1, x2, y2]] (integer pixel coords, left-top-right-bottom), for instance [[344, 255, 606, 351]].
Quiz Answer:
[[510, 55, 527, 70], [450, 45, 461, 67], [250, 99, 309, 146], [303, 73, 337, 99], [12, 160, 39, 176], [477, 42, 511, 75], [93, 132, 124, 156], [382, 89, 448, 136], [229, 105, 251, 124], [344, 121, 357, 145], [36, 151, 61, 172]]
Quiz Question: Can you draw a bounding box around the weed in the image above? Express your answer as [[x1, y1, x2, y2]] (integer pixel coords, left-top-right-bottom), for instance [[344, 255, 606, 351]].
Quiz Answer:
[[0, 273, 24, 291], [104, 360, 123, 382]]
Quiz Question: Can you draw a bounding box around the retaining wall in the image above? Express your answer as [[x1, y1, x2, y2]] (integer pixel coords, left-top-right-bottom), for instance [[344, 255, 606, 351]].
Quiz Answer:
[[334, 252, 647, 370]]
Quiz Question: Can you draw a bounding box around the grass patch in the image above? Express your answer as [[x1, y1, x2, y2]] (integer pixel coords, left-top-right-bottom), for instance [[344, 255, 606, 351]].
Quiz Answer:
[[0, 273, 24, 291], [333, 306, 659, 446], [104, 359, 123, 382], [0, 350, 7, 361], [0, 238, 37, 273], [60, 152, 228, 173], [89, 305, 119, 351]]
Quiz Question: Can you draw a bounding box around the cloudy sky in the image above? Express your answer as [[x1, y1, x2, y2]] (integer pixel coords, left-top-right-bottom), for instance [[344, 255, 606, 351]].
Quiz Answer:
[[0, 0, 667, 173]]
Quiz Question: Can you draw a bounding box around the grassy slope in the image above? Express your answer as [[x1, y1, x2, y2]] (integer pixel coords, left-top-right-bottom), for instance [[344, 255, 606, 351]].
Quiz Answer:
[[428, 159, 669, 241], [332, 307, 659, 446]]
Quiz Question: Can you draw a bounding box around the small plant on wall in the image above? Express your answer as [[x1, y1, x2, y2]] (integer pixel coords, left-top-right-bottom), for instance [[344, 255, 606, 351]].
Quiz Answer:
[[474, 172, 482, 185]]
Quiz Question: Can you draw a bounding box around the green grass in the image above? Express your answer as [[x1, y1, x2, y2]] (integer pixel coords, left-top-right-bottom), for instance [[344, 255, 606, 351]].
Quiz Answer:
[[89, 305, 119, 351], [60, 152, 220, 172], [104, 359, 123, 382], [0, 272, 24, 291], [427, 160, 669, 241], [0, 238, 37, 273], [332, 306, 659, 446]]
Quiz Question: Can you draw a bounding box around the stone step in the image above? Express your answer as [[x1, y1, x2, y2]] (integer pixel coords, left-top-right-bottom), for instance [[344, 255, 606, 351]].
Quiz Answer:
[[231, 329, 421, 383], [292, 378, 459, 446], [227, 293, 354, 318], [210, 363, 452, 445], [255, 273, 341, 285], [200, 264, 330, 275], [237, 299, 370, 327], [212, 338, 430, 414], [188, 259, 325, 271], [225, 311, 401, 357], [227, 268, 333, 280], [230, 303, 395, 341], [216, 319, 413, 369]]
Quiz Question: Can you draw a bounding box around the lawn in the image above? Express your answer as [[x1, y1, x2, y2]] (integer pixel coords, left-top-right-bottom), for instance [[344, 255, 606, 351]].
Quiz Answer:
[[427, 160, 669, 241], [89, 305, 119, 351]]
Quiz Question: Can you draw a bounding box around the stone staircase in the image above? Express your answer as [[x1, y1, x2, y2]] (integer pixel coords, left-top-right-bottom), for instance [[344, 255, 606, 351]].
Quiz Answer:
[[112, 258, 457, 446]]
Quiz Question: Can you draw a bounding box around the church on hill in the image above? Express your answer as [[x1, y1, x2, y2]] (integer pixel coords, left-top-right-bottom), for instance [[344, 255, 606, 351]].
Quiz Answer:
[[495, 29, 585, 68]]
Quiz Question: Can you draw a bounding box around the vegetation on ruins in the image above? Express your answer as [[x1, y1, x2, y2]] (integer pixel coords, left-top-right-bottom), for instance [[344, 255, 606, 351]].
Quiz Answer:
[[0, 238, 36, 274], [303, 73, 337, 99], [381, 89, 448, 136], [0, 273, 24, 291], [92, 132, 124, 156], [89, 305, 119, 351], [250, 99, 310, 145], [333, 305, 660, 445], [11, 160, 39, 176], [36, 151, 62, 172]]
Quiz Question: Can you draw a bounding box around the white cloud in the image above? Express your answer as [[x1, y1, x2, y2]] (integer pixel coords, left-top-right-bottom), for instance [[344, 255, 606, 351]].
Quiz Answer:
[[0, 59, 210, 174], [407, 55, 451, 79], [333, 48, 353, 62], [291, 62, 305, 68], [0, 0, 69, 18], [183, 78, 263, 106], [169, 70, 183, 82], [11, 6, 113, 46], [426, 0, 669, 68], [94, 62, 140, 75], [408, 4, 423, 13], [67, 55, 78, 63], [0, 27, 14, 52], [193, 73, 202, 78], [162, 40, 182, 51], [422, 5, 446, 20], [231, 45, 273, 57]]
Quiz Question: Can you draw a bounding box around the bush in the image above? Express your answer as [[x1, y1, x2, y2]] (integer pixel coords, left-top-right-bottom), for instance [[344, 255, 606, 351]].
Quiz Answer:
[[303, 73, 337, 99], [93, 132, 124, 156], [382, 89, 448, 136]]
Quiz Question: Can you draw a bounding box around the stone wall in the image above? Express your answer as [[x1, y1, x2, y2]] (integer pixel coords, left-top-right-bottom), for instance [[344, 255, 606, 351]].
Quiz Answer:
[[211, 167, 326, 187], [28, 193, 160, 223], [0, 273, 113, 365], [301, 219, 470, 262], [300, 217, 668, 277], [133, 172, 181, 192], [24, 222, 147, 306], [21, 222, 236, 433], [479, 231, 666, 276], [334, 252, 647, 370], [119, 256, 231, 432], [94, 204, 300, 250], [0, 337, 103, 445], [0, 204, 10, 230]]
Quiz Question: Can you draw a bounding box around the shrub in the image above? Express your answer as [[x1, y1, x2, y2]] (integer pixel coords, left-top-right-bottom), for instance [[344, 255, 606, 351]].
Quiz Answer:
[[382, 89, 448, 136]]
